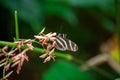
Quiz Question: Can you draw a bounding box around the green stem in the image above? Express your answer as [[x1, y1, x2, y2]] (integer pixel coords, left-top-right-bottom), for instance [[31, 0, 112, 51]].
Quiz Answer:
[[2, 68, 5, 80], [0, 41, 72, 60], [14, 10, 19, 40], [2, 45, 15, 79]]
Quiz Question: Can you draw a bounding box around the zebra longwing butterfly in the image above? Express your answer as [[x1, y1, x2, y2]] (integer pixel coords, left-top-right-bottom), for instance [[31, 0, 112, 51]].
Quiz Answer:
[[55, 33, 78, 51]]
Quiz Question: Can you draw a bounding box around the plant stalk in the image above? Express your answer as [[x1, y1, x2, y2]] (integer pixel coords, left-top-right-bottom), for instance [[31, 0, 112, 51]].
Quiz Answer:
[[0, 41, 73, 60], [14, 10, 19, 40]]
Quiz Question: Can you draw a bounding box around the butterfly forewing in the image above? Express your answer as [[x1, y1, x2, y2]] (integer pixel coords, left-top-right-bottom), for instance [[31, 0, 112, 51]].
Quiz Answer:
[[55, 35, 78, 51]]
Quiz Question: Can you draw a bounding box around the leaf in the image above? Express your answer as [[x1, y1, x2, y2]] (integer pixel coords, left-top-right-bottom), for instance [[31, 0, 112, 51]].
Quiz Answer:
[[0, 0, 43, 33], [42, 60, 94, 80], [43, 2, 78, 26], [102, 18, 114, 32], [115, 78, 120, 80]]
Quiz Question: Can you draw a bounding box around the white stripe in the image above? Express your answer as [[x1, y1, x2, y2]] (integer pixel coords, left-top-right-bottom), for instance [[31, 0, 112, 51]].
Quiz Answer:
[[56, 38, 65, 49], [74, 44, 78, 51], [68, 40, 73, 51], [58, 37, 68, 50]]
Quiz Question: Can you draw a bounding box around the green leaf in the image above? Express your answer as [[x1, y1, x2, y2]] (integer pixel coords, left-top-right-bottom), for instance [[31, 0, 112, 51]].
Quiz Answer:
[[43, 60, 94, 80], [102, 18, 114, 32], [66, 0, 113, 7], [115, 78, 120, 80], [43, 2, 78, 26], [0, 0, 43, 33]]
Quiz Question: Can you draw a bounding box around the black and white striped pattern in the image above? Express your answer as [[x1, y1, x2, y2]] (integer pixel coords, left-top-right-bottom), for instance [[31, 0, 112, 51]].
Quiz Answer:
[[55, 34, 78, 52]]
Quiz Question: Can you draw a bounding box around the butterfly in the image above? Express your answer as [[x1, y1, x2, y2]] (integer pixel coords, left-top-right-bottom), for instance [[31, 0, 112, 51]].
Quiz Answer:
[[35, 27, 78, 52], [55, 33, 78, 52]]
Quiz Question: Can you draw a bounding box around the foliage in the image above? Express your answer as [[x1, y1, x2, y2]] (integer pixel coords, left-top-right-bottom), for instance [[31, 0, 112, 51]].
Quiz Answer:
[[0, 0, 120, 80], [0, 0, 115, 32], [43, 60, 94, 80]]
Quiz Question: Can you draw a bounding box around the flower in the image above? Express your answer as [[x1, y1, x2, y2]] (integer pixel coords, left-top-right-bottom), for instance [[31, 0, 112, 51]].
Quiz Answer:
[[10, 49, 29, 74], [35, 28, 57, 63], [14, 39, 33, 51], [3, 71, 13, 80], [39, 48, 55, 63]]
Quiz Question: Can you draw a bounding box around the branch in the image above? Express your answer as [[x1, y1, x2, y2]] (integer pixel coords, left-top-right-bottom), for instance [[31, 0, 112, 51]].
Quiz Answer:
[[0, 41, 73, 60]]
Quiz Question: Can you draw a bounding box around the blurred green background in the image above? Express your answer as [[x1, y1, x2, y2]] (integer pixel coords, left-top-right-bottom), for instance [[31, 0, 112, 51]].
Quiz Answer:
[[0, 0, 120, 80]]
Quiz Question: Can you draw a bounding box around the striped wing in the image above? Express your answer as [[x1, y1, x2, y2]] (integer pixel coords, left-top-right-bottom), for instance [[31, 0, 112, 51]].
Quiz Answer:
[[55, 36, 78, 51]]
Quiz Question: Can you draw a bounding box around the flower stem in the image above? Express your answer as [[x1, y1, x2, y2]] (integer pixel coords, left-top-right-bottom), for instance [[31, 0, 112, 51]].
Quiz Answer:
[[14, 10, 19, 40], [0, 41, 73, 60]]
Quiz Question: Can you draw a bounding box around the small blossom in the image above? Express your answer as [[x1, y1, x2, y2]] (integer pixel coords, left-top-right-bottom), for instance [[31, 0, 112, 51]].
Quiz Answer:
[[23, 39, 32, 43], [52, 41, 56, 48], [17, 62, 21, 74], [10, 49, 29, 74], [48, 48, 55, 61], [34, 35, 45, 39], [2, 46, 8, 51], [7, 50, 17, 56], [0, 62, 6, 67], [2, 46, 8, 54], [26, 43, 34, 50], [10, 49, 29, 62], [43, 56, 51, 63], [45, 32, 56, 37], [35, 28, 57, 63], [4, 63, 11, 71], [10, 54, 21, 61], [40, 48, 55, 63], [23, 53, 29, 61], [14, 41, 23, 51], [39, 27, 46, 34], [49, 48, 55, 55], [39, 54, 48, 58], [14, 39, 33, 51], [11, 60, 20, 68], [0, 59, 6, 64], [3, 71, 13, 80], [46, 44, 52, 51]]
